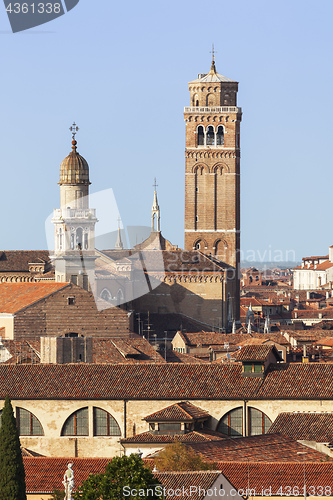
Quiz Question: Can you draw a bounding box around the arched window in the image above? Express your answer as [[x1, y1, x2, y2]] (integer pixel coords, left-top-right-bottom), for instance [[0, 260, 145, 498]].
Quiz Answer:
[[216, 126, 224, 146], [76, 228, 83, 250], [62, 408, 88, 436], [206, 126, 215, 146], [217, 407, 272, 437], [249, 408, 271, 436], [206, 93, 214, 106], [101, 289, 113, 302], [93, 407, 121, 436], [17, 408, 44, 436], [84, 233, 88, 250], [194, 240, 201, 250], [218, 408, 242, 436], [192, 94, 199, 106], [197, 126, 204, 146], [117, 289, 124, 306]]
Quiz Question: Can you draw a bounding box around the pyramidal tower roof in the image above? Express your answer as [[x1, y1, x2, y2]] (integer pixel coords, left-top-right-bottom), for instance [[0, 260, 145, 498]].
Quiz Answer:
[[189, 58, 237, 84]]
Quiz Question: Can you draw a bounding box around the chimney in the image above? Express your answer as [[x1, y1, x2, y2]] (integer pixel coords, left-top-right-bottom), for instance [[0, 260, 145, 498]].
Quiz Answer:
[[306, 291, 311, 300], [329, 246, 333, 263]]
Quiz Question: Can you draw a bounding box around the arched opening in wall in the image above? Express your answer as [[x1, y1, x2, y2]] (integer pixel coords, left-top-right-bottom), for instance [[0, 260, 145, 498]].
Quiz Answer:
[[248, 408, 272, 436], [194, 240, 202, 250], [71, 233, 75, 250], [206, 126, 215, 146], [216, 126, 224, 145], [101, 288, 113, 302], [93, 407, 121, 436], [217, 407, 242, 436], [84, 232, 88, 250], [62, 408, 88, 436], [217, 407, 272, 437], [16, 408, 44, 436], [192, 94, 199, 106], [117, 289, 124, 306], [76, 227, 83, 249], [197, 126, 204, 146], [206, 93, 214, 106]]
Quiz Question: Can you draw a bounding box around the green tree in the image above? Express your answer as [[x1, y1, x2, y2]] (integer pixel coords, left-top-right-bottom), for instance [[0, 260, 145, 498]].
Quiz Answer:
[[50, 490, 65, 500], [74, 454, 163, 500], [0, 395, 27, 500], [155, 442, 216, 471]]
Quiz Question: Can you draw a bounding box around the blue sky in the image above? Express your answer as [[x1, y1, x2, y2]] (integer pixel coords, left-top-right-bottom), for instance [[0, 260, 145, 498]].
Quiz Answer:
[[0, 0, 332, 262]]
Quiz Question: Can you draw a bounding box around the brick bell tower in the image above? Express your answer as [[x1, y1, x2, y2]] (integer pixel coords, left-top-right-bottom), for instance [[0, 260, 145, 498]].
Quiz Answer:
[[184, 55, 241, 272]]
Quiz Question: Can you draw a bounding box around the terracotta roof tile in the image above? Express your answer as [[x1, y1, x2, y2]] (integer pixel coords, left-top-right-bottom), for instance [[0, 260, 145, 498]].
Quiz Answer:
[[0, 250, 50, 272], [1, 363, 333, 400], [235, 344, 281, 362], [0, 282, 69, 313], [268, 412, 333, 442], [186, 434, 331, 462], [121, 430, 225, 444], [145, 402, 210, 422], [154, 471, 223, 499]]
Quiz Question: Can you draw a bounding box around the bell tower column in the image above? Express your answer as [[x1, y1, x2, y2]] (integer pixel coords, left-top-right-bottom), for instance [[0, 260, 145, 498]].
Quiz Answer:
[[52, 124, 97, 291], [184, 56, 241, 322]]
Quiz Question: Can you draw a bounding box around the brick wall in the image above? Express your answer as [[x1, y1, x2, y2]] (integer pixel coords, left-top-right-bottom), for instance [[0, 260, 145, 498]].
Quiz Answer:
[[14, 283, 132, 340]]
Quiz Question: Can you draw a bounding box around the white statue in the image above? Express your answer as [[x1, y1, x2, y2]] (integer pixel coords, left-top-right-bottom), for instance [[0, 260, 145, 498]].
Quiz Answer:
[[62, 463, 75, 500]]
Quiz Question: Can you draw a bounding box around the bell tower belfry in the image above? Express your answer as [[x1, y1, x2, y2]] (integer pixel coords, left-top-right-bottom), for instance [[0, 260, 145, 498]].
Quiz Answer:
[[52, 124, 97, 290], [184, 55, 241, 273]]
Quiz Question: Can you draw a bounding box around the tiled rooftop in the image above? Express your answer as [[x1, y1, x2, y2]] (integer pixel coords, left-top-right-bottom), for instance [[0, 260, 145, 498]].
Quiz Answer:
[[268, 412, 333, 442], [144, 402, 210, 422], [0, 282, 69, 313], [186, 434, 331, 462], [121, 430, 225, 444], [2, 363, 333, 400], [0, 250, 50, 272], [235, 344, 281, 362]]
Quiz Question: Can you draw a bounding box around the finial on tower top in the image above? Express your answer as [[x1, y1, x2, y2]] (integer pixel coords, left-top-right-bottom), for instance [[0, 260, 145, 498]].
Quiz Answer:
[[209, 44, 217, 73], [69, 122, 79, 151], [153, 177, 158, 192]]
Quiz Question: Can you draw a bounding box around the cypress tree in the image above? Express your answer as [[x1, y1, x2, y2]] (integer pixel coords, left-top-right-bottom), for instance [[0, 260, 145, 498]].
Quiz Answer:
[[0, 395, 27, 500]]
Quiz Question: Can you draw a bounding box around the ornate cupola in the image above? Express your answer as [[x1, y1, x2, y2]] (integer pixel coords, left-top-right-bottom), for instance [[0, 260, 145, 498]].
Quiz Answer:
[[52, 123, 97, 291]]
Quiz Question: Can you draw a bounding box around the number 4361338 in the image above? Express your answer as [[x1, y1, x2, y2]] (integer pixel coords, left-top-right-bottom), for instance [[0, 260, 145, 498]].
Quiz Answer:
[[6, 3, 61, 14]]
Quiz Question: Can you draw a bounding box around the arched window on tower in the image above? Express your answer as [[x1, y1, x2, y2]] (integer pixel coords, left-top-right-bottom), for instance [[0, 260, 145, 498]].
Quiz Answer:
[[206, 93, 214, 106], [206, 126, 215, 146], [84, 232, 88, 250], [197, 126, 204, 146], [192, 94, 199, 106], [71, 233, 75, 250], [216, 126, 224, 146], [76, 228, 83, 250], [194, 240, 201, 250]]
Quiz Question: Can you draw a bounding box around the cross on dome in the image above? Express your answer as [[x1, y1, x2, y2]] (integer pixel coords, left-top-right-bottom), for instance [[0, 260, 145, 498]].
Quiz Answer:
[[69, 122, 79, 140]]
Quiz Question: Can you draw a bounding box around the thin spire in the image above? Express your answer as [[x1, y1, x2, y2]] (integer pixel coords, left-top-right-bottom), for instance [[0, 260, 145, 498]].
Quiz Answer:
[[209, 44, 217, 74], [115, 216, 124, 250], [151, 178, 160, 232]]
